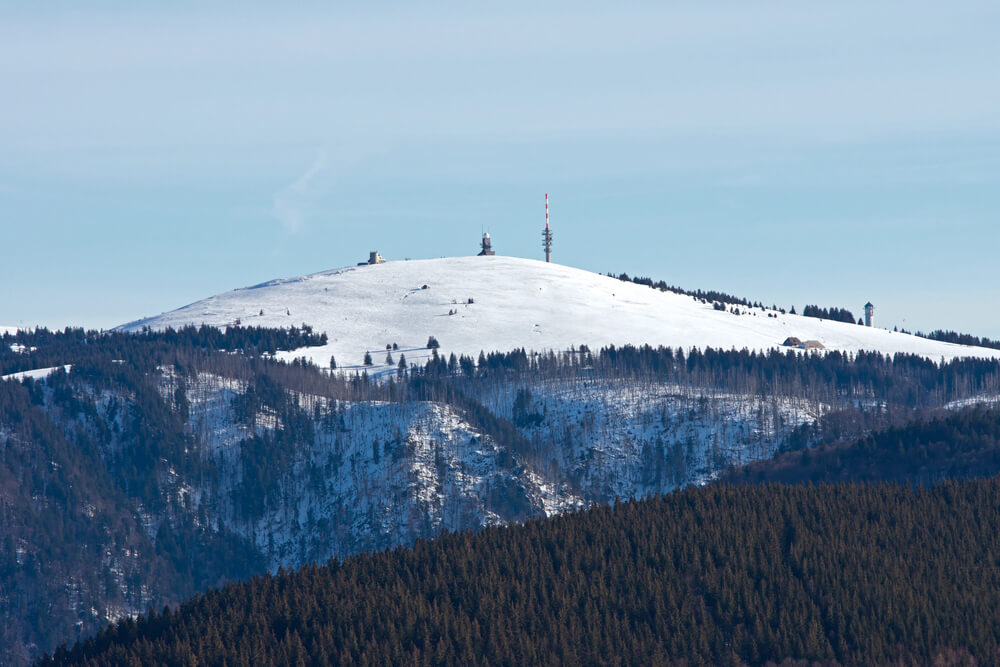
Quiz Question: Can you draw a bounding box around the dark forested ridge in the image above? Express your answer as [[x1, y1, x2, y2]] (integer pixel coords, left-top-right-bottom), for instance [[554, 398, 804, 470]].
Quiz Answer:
[[0, 324, 326, 377], [729, 406, 1000, 485], [43, 479, 1000, 666], [0, 327, 330, 664]]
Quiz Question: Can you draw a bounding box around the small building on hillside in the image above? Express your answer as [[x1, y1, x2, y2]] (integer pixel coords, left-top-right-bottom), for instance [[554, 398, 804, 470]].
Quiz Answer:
[[783, 336, 825, 350], [359, 251, 386, 266], [864, 302, 874, 327], [478, 233, 495, 256]]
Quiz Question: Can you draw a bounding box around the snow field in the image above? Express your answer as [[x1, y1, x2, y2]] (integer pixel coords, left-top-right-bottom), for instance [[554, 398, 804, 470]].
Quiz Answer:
[[119, 256, 1000, 370]]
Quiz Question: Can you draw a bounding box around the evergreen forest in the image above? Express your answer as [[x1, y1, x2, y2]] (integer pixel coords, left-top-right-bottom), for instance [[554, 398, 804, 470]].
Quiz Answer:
[[43, 478, 1000, 666], [730, 406, 1000, 485]]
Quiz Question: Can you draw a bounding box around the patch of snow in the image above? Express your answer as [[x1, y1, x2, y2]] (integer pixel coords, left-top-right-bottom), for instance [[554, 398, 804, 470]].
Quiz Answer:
[[2, 364, 72, 382], [945, 395, 1000, 410], [524, 469, 585, 517]]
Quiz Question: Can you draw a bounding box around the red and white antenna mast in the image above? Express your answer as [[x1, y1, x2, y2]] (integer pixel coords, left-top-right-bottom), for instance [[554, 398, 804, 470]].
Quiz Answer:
[[542, 192, 553, 262]]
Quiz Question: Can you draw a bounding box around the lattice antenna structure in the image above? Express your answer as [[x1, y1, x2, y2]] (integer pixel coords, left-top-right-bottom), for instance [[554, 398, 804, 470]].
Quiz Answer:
[[542, 193, 553, 262]]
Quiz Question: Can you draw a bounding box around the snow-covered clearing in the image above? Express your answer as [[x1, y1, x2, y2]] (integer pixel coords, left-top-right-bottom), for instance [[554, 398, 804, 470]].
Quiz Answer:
[[2, 365, 72, 382], [945, 395, 1000, 410]]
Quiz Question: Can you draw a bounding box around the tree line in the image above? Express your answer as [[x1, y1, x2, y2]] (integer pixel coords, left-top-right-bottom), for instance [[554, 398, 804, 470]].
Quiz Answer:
[[609, 269, 1000, 348], [0, 324, 326, 376], [801, 304, 856, 324], [916, 329, 1000, 351]]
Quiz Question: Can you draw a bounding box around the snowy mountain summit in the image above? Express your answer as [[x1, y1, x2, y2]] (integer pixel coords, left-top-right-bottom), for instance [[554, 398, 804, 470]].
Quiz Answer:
[[120, 255, 1000, 368]]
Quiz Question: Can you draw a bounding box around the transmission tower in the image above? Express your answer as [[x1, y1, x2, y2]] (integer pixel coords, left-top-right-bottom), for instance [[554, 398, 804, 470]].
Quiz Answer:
[[542, 193, 553, 262]]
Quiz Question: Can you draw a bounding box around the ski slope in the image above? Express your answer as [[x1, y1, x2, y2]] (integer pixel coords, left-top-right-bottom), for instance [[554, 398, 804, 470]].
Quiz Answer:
[[119, 256, 1000, 369]]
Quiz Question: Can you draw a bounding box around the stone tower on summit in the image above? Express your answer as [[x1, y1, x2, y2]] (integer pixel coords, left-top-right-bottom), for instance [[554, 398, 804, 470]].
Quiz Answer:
[[478, 232, 495, 256]]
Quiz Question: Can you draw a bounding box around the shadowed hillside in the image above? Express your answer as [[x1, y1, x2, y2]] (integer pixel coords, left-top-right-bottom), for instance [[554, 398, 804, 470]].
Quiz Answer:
[[43, 479, 1000, 666], [729, 406, 1000, 485]]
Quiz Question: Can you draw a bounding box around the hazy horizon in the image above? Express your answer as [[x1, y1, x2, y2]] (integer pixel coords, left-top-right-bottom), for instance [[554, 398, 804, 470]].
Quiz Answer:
[[3, 2, 999, 337]]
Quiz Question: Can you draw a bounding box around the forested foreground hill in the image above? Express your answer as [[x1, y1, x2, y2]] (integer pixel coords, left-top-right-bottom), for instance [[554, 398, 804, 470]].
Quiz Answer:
[[44, 480, 1000, 666], [729, 407, 1000, 485]]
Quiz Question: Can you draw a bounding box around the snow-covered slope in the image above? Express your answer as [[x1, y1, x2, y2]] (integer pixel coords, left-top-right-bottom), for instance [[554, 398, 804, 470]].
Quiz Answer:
[[120, 256, 1000, 367], [156, 368, 808, 569], [2, 365, 72, 382]]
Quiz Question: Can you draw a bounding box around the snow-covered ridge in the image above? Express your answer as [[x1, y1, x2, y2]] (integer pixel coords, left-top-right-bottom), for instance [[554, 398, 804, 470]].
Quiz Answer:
[[119, 256, 1000, 367]]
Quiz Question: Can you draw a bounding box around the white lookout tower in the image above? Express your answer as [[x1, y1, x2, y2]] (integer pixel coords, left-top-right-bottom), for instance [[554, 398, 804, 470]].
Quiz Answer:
[[864, 302, 874, 327]]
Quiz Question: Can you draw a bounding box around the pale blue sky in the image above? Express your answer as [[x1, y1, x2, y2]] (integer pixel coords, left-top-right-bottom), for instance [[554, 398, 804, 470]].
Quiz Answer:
[[2, 2, 999, 337]]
